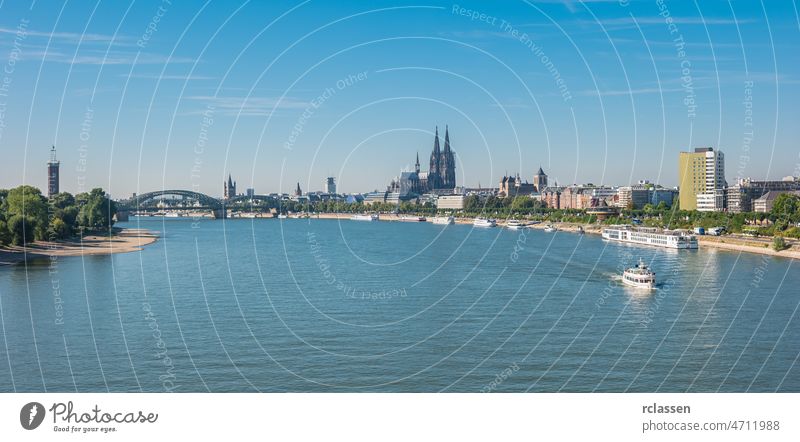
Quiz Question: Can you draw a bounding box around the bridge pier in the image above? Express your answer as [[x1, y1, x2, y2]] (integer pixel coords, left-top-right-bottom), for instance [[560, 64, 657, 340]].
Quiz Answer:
[[114, 210, 130, 222], [213, 208, 227, 219]]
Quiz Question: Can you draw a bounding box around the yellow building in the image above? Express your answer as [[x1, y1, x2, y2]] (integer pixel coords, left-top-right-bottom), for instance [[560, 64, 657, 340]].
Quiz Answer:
[[678, 147, 725, 211]]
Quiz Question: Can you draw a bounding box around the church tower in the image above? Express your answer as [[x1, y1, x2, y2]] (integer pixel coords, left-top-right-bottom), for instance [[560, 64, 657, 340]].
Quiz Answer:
[[428, 126, 442, 190], [415, 151, 420, 174], [533, 166, 548, 192], [224, 174, 237, 199], [441, 125, 456, 189]]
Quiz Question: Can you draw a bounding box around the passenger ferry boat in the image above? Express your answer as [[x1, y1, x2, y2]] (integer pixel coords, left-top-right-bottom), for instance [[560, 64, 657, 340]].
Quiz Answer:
[[473, 218, 497, 228], [602, 226, 698, 249], [351, 214, 379, 221], [622, 258, 656, 289], [431, 216, 455, 225], [505, 220, 526, 230], [543, 225, 557, 233], [398, 215, 426, 222]]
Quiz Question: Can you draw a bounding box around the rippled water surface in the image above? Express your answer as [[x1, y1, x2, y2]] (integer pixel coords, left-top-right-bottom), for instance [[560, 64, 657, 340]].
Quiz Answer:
[[1, 218, 798, 392]]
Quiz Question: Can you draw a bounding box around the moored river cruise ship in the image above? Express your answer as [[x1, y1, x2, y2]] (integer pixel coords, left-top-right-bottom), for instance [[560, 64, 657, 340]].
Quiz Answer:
[[602, 226, 698, 249]]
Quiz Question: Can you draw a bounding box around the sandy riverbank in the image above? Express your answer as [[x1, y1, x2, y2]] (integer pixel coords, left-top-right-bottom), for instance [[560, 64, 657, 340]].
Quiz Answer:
[[696, 235, 800, 259], [0, 228, 158, 265]]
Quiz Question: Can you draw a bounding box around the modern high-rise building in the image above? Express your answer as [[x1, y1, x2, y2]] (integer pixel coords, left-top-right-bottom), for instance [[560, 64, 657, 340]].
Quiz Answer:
[[47, 146, 60, 197], [325, 177, 336, 194], [678, 147, 726, 211]]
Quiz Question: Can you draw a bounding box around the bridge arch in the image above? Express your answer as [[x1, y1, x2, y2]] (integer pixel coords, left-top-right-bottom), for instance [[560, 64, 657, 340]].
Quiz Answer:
[[119, 189, 222, 210]]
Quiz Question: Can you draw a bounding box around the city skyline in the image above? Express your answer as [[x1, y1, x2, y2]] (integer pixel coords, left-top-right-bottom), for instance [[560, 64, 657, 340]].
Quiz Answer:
[[0, 1, 798, 196]]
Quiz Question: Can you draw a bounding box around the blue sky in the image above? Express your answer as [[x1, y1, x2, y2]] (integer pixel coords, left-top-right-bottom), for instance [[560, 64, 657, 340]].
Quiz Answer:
[[0, 0, 798, 197]]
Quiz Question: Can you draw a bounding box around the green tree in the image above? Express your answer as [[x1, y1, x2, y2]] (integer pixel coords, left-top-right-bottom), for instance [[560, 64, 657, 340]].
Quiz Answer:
[[49, 192, 75, 209], [771, 193, 800, 222], [47, 217, 72, 240], [4, 185, 49, 240], [772, 236, 788, 252], [0, 219, 9, 245], [463, 195, 480, 212], [7, 215, 35, 246], [76, 188, 116, 231]]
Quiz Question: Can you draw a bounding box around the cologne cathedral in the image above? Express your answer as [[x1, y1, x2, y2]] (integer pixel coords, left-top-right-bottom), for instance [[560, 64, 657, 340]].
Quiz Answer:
[[415, 126, 456, 192]]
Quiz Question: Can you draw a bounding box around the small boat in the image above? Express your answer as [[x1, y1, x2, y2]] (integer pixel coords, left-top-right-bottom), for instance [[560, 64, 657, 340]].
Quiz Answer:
[[399, 215, 426, 222], [622, 258, 656, 289], [351, 214, 379, 221], [431, 216, 455, 225], [277, 214, 288, 219], [473, 218, 497, 228], [543, 225, 557, 233], [505, 220, 526, 230], [577, 226, 585, 234]]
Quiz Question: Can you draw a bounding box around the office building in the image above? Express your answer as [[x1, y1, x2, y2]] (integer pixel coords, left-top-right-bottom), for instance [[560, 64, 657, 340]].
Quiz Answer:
[[727, 177, 800, 213], [436, 195, 466, 210], [678, 147, 726, 211], [617, 185, 650, 209]]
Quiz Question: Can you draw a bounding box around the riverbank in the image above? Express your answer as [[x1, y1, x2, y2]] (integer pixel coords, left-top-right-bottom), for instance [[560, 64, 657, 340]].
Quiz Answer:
[[520, 220, 800, 259], [696, 235, 800, 259], [270, 213, 800, 259], [0, 228, 158, 265]]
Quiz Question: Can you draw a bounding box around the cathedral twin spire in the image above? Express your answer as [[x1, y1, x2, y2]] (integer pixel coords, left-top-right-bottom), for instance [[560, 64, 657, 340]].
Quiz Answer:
[[427, 125, 455, 190]]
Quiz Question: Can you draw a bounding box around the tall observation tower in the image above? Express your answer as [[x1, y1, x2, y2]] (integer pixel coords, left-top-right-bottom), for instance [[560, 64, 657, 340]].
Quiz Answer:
[[47, 146, 60, 197]]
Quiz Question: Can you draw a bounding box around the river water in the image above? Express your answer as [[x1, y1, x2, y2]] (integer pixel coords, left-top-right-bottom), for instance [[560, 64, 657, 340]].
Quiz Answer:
[[0, 218, 797, 392]]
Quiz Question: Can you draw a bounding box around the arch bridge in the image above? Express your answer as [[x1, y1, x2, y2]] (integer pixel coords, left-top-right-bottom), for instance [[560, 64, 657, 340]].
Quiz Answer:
[[115, 190, 280, 221], [116, 189, 225, 220]]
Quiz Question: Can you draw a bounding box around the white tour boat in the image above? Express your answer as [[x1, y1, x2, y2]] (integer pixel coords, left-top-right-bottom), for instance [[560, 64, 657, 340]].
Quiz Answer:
[[351, 214, 379, 221], [505, 220, 526, 230], [473, 218, 497, 228], [602, 226, 698, 249], [398, 215, 426, 222], [431, 216, 455, 225], [622, 258, 656, 289], [543, 225, 557, 233]]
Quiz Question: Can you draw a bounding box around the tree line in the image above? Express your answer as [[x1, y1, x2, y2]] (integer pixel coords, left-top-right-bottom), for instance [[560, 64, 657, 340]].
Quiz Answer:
[[0, 186, 116, 246], [227, 191, 800, 239]]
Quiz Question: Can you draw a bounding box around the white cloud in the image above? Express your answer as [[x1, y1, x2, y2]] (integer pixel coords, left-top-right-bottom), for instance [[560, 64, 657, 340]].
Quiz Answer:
[[123, 73, 216, 81], [19, 48, 197, 65], [0, 26, 136, 45], [183, 95, 311, 117]]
